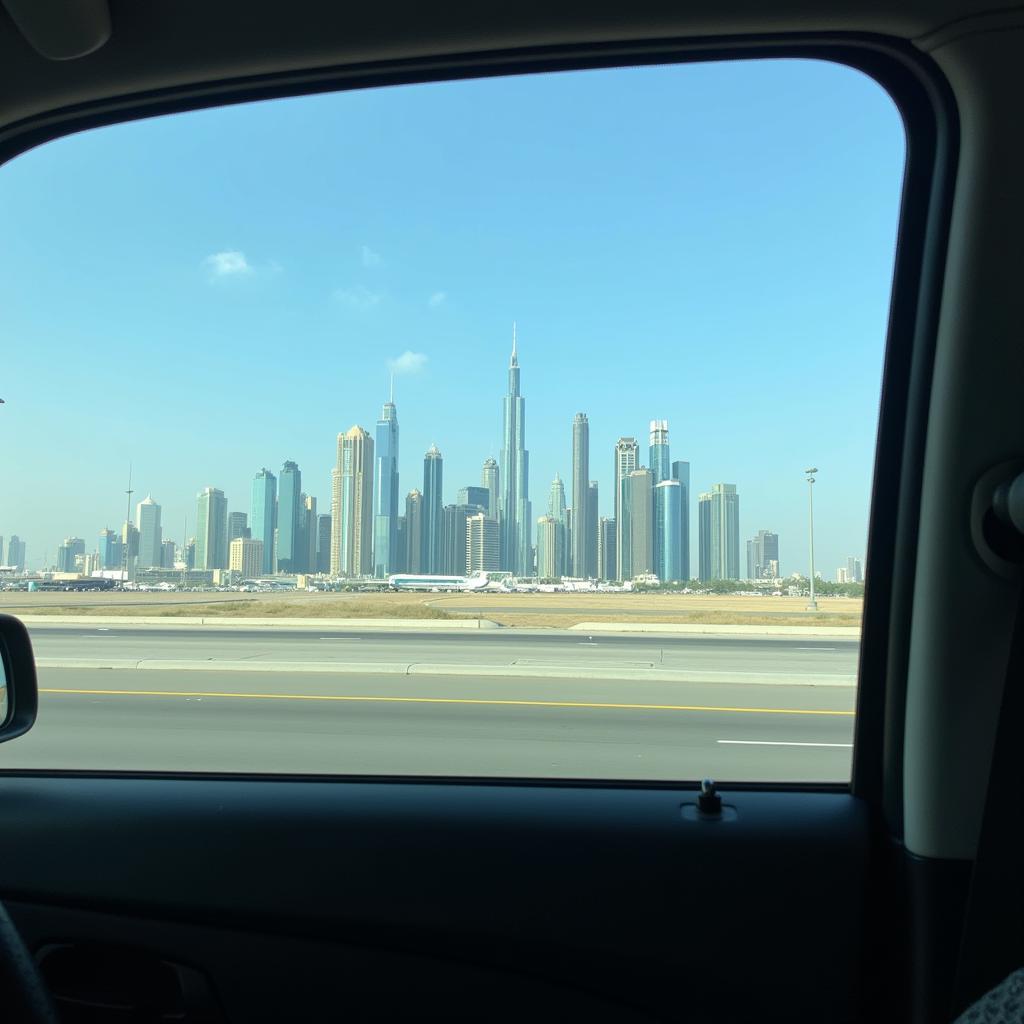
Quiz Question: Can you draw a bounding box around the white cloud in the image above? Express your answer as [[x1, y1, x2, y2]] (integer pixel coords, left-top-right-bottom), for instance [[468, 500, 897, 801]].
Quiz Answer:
[[361, 245, 384, 269], [333, 284, 383, 310], [427, 291, 447, 308], [204, 250, 253, 278], [387, 350, 428, 375]]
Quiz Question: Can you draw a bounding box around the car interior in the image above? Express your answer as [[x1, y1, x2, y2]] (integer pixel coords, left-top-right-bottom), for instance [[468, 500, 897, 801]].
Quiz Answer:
[[2, 0, 1024, 1021]]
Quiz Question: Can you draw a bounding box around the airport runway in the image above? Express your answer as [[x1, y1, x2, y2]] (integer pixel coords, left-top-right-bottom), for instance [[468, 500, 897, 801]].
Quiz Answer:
[[1, 626, 859, 781]]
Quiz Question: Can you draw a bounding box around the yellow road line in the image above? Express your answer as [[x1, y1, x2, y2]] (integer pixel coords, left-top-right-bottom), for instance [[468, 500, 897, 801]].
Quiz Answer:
[[39, 687, 854, 716]]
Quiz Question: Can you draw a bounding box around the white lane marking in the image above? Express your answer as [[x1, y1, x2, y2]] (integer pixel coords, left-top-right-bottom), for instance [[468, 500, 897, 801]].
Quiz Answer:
[[578, 642, 599, 646], [97, 628, 110, 631], [716, 739, 852, 748]]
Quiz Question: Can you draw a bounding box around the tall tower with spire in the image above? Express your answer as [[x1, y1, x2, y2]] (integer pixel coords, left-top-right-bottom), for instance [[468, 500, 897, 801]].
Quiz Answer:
[[373, 377, 400, 577], [499, 324, 531, 573]]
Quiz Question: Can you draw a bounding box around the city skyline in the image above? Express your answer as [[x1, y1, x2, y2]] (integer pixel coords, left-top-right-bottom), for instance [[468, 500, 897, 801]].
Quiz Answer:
[[3, 337, 866, 582], [0, 61, 901, 575]]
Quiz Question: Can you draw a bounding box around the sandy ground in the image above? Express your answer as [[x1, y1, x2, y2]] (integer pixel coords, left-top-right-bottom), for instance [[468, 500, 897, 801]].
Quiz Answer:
[[0, 589, 862, 628]]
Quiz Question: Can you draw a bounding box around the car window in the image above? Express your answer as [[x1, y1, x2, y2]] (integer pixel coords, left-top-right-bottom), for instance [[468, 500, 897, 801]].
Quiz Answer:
[[0, 60, 904, 781]]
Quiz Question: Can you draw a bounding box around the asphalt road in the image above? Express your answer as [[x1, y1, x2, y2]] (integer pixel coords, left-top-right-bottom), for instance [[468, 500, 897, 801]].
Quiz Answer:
[[25, 625, 859, 685], [0, 668, 855, 780]]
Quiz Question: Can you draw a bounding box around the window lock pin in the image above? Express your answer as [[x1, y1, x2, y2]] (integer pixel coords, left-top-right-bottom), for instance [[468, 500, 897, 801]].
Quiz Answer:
[[698, 778, 723, 816]]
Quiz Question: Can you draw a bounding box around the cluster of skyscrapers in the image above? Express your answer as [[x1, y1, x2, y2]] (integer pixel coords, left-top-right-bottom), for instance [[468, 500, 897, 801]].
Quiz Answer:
[[8, 336, 873, 585]]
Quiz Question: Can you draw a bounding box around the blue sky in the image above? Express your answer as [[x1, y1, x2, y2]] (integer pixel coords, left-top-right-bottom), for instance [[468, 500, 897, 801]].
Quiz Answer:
[[0, 59, 904, 577]]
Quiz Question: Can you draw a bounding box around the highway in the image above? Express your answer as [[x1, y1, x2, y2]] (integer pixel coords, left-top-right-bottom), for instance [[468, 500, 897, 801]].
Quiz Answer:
[[0, 626, 859, 781]]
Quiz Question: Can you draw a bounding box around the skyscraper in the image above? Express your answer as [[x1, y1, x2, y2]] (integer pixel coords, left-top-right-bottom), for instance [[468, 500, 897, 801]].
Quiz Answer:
[[251, 468, 277, 574], [699, 484, 740, 580], [499, 328, 530, 573], [136, 495, 162, 568], [57, 537, 85, 573], [442, 503, 476, 576], [0, 537, 4, 565], [6, 535, 25, 571], [847, 556, 864, 583], [628, 468, 654, 575], [405, 490, 423, 573], [227, 512, 250, 545], [649, 420, 670, 484], [161, 539, 176, 568], [316, 514, 332, 573], [598, 516, 617, 581], [277, 461, 302, 573], [571, 413, 590, 577], [374, 386, 400, 577], [457, 486, 489, 511], [195, 486, 228, 570], [467, 512, 500, 571], [614, 438, 639, 580], [655, 479, 682, 582], [747, 530, 780, 580], [302, 495, 317, 574], [98, 528, 121, 570], [332, 426, 374, 577], [536, 515, 562, 578], [671, 460, 691, 581], [587, 481, 599, 577], [422, 444, 444, 573], [481, 458, 499, 518], [229, 537, 264, 578]]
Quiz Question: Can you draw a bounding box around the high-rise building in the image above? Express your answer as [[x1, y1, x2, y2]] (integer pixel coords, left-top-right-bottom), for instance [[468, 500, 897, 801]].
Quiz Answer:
[[302, 495, 317, 574], [136, 495, 162, 568], [699, 483, 740, 580], [229, 536, 264, 578], [6, 535, 25, 571], [837, 567, 850, 584], [628, 468, 654, 576], [747, 530, 780, 580], [442, 503, 476, 576], [649, 420, 670, 484], [457, 486, 489, 512], [98, 528, 121, 570], [598, 516, 616, 581], [467, 512, 500, 572], [655, 479, 683, 582], [160, 539, 175, 568], [316, 514, 332, 574], [195, 486, 228, 570], [586, 481, 599, 578], [571, 413, 590, 577], [394, 516, 407, 574], [614, 438, 639, 580], [422, 444, 444, 573], [81, 552, 100, 575], [546, 474, 568, 576], [251, 468, 276, 574], [277, 461, 302, 573], [228, 512, 250, 545], [332, 426, 374, 577], [0, 536, 4, 565], [405, 490, 423, 573], [671, 460, 691, 581], [847, 556, 864, 583], [536, 515, 562, 579], [57, 537, 85, 573], [120, 520, 139, 577], [185, 538, 195, 569], [374, 387, 400, 577], [499, 329, 531, 573], [481, 458, 499, 518]]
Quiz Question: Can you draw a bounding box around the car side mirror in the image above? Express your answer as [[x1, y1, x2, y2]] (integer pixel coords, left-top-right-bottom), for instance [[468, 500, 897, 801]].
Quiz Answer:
[[0, 614, 39, 743]]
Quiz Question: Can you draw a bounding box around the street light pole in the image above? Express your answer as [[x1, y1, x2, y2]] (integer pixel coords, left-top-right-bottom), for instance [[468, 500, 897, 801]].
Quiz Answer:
[[805, 467, 818, 611]]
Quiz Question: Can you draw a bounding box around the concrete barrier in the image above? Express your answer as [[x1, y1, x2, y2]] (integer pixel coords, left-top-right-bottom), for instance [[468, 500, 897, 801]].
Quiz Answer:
[[34, 657, 857, 686], [18, 615, 501, 631]]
